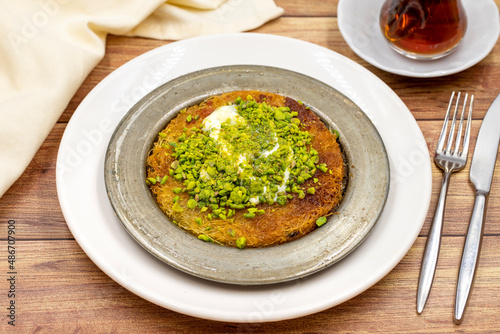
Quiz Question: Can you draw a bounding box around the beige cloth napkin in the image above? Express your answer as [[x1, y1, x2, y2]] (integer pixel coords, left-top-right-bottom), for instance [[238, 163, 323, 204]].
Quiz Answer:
[[0, 0, 284, 198]]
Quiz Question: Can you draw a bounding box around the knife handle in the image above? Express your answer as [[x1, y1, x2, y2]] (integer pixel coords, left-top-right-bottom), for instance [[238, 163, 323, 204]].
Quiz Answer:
[[454, 192, 487, 325], [416, 170, 451, 314]]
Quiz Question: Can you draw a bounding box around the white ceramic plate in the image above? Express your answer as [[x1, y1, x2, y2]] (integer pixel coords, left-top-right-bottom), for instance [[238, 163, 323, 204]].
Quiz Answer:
[[338, 0, 500, 77], [104, 65, 390, 285], [57, 33, 432, 322]]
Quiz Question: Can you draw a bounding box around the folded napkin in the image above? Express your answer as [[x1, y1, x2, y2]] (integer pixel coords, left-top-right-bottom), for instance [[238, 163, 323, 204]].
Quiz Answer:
[[0, 0, 284, 198]]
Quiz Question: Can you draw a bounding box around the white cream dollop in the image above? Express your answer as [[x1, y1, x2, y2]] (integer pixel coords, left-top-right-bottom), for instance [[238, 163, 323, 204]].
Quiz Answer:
[[201, 105, 248, 175], [202, 105, 244, 139]]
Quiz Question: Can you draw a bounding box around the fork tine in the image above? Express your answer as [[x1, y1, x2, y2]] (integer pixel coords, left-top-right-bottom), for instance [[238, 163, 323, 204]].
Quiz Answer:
[[437, 91, 455, 152], [461, 95, 474, 157], [453, 93, 468, 155], [446, 92, 461, 154]]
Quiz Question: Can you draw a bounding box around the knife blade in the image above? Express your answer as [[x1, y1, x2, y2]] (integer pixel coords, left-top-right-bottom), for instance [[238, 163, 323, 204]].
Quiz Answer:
[[454, 93, 500, 324]]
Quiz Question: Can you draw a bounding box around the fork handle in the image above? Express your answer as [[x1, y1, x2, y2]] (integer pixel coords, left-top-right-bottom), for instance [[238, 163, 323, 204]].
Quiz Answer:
[[416, 170, 451, 314], [454, 192, 487, 324]]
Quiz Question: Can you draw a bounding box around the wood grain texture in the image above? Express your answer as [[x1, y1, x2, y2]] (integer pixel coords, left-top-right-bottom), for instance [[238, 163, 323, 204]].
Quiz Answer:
[[275, 0, 337, 17], [1, 0, 500, 332], [0, 238, 498, 333]]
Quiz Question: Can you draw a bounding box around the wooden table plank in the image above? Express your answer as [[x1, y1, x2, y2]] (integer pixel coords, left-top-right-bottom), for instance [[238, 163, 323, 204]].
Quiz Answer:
[[1, 237, 498, 333], [275, 0, 338, 17]]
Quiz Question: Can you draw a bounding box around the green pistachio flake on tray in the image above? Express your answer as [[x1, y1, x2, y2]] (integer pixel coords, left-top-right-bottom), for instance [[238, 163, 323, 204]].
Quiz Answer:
[[198, 234, 212, 242], [316, 216, 327, 227]]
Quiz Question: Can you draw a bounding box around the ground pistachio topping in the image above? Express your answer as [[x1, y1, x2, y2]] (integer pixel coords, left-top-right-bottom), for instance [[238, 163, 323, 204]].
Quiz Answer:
[[154, 95, 329, 225]]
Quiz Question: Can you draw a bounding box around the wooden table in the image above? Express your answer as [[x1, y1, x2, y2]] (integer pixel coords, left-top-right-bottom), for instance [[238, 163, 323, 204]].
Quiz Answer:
[[2, 1, 499, 332]]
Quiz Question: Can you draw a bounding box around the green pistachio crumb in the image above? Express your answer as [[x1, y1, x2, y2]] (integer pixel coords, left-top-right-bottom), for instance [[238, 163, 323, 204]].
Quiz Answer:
[[316, 216, 327, 227], [187, 199, 197, 209], [186, 181, 196, 190], [236, 237, 247, 249], [147, 177, 157, 185], [276, 196, 287, 206], [274, 109, 286, 121], [172, 201, 183, 212], [198, 234, 212, 242]]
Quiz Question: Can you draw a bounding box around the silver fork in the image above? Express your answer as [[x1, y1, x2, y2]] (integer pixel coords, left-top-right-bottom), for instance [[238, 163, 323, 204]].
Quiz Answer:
[[416, 91, 474, 314]]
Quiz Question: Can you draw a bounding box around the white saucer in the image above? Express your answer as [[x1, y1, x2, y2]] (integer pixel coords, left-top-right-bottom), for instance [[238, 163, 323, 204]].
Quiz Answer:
[[338, 0, 500, 77], [56, 33, 432, 322]]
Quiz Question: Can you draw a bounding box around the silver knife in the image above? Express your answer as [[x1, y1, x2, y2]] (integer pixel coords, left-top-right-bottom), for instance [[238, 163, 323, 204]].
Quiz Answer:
[[454, 93, 500, 324]]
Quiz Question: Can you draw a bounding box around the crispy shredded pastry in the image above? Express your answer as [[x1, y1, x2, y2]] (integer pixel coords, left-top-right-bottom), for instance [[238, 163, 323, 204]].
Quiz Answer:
[[146, 90, 346, 248]]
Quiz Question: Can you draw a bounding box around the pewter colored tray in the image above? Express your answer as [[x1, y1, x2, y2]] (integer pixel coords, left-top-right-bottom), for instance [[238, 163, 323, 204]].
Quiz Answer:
[[104, 65, 389, 285]]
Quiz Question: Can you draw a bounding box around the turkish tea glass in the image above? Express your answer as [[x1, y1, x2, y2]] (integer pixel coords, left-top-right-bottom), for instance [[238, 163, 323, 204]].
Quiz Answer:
[[380, 0, 467, 60]]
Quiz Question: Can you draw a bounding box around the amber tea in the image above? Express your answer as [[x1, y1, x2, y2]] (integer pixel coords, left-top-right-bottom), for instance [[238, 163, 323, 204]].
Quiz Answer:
[[380, 0, 467, 60]]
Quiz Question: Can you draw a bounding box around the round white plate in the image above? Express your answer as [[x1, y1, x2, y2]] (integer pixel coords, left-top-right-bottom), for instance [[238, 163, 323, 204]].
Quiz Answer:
[[56, 33, 432, 322], [104, 65, 390, 285], [338, 0, 500, 77]]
